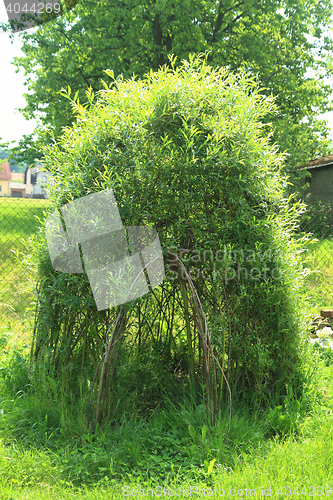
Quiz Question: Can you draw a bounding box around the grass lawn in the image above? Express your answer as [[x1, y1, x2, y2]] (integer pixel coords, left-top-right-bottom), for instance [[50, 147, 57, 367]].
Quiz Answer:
[[0, 198, 333, 498], [0, 365, 331, 498], [300, 237, 333, 315], [0, 198, 52, 341]]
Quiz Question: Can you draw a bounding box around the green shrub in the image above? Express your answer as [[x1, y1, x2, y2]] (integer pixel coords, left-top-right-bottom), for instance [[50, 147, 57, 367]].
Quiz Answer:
[[25, 53, 311, 426]]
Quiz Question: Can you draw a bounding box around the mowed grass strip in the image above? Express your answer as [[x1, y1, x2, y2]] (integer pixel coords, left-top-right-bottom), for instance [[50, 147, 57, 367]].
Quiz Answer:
[[0, 411, 331, 499]]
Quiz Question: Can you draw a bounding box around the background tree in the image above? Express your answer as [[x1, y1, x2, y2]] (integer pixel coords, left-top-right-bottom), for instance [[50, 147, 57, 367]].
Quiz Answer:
[[2, 0, 333, 191], [0, 146, 9, 162], [0, 145, 23, 171]]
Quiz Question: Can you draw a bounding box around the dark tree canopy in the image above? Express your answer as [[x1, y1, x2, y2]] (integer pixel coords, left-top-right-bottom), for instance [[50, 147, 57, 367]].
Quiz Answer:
[[2, 0, 333, 188]]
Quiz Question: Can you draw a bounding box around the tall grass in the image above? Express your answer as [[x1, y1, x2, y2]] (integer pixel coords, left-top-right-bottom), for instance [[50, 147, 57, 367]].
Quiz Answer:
[[0, 344, 332, 498]]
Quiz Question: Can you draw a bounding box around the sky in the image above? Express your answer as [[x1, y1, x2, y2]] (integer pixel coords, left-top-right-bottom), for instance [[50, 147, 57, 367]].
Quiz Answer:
[[0, 2, 38, 147], [1, 3, 333, 151]]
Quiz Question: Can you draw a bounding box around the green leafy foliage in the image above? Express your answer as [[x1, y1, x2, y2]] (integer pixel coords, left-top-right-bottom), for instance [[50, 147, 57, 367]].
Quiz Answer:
[[22, 55, 313, 425], [266, 385, 304, 436], [3, 0, 333, 184]]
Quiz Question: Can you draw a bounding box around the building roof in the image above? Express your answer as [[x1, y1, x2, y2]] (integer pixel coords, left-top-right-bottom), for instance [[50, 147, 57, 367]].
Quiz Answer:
[[302, 154, 333, 170], [0, 162, 11, 181], [10, 172, 25, 182]]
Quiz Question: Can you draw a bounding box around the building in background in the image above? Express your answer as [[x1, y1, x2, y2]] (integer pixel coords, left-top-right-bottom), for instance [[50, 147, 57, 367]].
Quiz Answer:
[[302, 154, 333, 206], [0, 162, 53, 199], [0, 162, 11, 197], [10, 170, 27, 198], [24, 165, 53, 199]]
